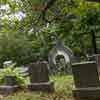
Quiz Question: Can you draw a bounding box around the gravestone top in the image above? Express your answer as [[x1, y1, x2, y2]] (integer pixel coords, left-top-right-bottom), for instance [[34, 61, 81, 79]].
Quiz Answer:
[[72, 61, 100, 88], [72, 61, 96, 65]]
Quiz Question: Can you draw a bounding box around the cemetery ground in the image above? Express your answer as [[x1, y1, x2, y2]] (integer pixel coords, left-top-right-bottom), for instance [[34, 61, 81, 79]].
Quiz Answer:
[[0, 75, 73, 100]]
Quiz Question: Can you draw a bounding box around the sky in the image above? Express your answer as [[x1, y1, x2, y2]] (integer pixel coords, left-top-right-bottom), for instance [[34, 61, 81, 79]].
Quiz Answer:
[[0, 4, 25, 21]]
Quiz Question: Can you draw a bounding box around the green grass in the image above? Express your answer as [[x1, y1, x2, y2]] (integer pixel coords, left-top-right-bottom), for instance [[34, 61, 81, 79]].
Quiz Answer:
[[1, 75, 74, 100]]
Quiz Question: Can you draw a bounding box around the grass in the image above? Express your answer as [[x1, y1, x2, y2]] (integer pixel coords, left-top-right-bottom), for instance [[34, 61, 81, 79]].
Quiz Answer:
[[0, 75, 74, 100]]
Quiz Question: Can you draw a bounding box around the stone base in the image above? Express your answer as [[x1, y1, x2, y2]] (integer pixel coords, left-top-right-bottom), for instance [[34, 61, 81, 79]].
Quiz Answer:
[[0, 85, 19, 95], [28, 81, 54, 92], [73, 87, 100, 100]]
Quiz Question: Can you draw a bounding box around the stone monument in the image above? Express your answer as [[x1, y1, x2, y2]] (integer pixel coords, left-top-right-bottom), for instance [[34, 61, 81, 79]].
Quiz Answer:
[[72, 61, 100, 100], [48, 41, 75, 74], [0, 76, 19, 95], [28, 61, 54, 92]]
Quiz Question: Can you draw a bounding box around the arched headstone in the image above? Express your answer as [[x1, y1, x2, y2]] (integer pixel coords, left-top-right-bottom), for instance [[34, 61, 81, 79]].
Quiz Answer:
[[48, 41, 75, 74]]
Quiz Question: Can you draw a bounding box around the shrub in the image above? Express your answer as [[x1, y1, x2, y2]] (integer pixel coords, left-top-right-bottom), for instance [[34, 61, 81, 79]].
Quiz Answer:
[[0, 63, 27, 87], [0, 30, 39, 65]]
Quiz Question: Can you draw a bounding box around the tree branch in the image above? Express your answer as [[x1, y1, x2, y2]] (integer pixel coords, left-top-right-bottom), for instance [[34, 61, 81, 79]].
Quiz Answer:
[[40, 0, 57, 23]]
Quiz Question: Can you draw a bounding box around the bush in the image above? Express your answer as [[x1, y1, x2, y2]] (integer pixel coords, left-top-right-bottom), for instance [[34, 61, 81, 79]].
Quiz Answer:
[[0, 30, 40, 65], [0, 63, 27, 87]]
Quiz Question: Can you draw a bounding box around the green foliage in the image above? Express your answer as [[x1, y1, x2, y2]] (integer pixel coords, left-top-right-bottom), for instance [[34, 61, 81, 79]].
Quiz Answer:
[[0, 63, 26, 87], [0, 28, 41, 65], [1, 0, 100, 64], [1, 75, 73, 100]]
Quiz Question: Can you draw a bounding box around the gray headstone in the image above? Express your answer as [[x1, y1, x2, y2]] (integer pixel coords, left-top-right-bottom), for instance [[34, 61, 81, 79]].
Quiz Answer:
[[28, 61, 54, 92], [72, 61, 100, 99], [48, 41, 74, 73], [29, 61, 49, 83], [72, 61, 100, 88]]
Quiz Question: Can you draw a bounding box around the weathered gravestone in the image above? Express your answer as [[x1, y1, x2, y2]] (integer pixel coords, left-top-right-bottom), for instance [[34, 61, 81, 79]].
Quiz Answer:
[[28, 61, 54, 92], [48, 41, 74, 74], [0, 76, 19, 95], [72, 61, 100, 100], [88, 54, 100, 75]]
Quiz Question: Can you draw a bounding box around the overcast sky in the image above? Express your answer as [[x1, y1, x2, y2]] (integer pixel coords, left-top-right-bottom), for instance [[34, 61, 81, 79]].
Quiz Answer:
[[0, 4, 25, 21]]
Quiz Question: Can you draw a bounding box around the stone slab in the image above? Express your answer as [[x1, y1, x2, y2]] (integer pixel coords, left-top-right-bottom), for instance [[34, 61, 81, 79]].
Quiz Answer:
[[28, 81, 54, 92], [73, 87, 100, 100], [0, 85, 19, 95], [29, 62, 49, 83], [72, 61, 100, 88]]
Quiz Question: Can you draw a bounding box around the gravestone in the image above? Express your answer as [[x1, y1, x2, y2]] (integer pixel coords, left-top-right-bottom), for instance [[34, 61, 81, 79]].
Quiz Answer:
[[48, 41, 74, 74], [72, 61, 100, 100], [0, 76, 19, 95], [28, 61, 54, 92], [88, 54, 100, 75]]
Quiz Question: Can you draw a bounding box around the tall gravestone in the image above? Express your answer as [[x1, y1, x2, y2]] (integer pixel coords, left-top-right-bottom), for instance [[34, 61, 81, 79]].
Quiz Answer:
[[28, 61, 54, 92], [72, 61, 100, 100]]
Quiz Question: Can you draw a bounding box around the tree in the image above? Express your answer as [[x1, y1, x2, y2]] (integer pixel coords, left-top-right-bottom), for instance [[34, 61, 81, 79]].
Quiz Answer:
[[0, 0, 100, 65]]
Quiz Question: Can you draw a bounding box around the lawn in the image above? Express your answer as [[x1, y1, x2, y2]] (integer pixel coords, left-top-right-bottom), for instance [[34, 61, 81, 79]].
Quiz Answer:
[[1, 75, 74, 100]]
